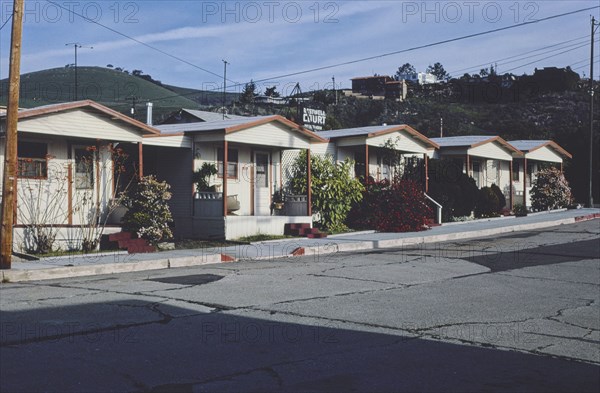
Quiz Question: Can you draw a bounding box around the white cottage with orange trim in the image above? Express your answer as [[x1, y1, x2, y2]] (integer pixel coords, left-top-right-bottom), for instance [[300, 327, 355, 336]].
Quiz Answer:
[[508, 140, 572, 208], [311, 124, 439, 189], [0, 100, 160, 252], [144, 115, 326, 240], [429, 136, 521, 209]]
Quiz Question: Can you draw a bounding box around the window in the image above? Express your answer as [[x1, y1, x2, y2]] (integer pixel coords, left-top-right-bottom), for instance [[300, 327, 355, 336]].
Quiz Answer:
[[217, 148, 238, 179], [17, 141, 48, 179], [512, 162, 520, 181], [74, 147, 95, 189]]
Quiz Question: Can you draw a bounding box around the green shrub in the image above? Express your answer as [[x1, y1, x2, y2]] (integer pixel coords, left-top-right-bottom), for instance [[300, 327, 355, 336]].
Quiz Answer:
[[427, 159, 478, 221], [530, 167, 573, 211], [289, 151, 364, 232], [122, 175, 174, 244], [474, 186, 500, 218]]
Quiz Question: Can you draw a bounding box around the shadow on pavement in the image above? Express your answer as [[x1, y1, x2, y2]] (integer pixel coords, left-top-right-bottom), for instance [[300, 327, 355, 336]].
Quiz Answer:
[[1, 300, 599, 392]]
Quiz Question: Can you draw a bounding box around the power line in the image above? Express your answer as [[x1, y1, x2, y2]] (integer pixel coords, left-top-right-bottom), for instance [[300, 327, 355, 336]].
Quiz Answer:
[[502, 43, 589, 73], [0, 13, 12, 31], [570, 54, 600, 68], [147, 5, 599, 103], [43, 0, 237, 84], [449, 34, 596, 75]]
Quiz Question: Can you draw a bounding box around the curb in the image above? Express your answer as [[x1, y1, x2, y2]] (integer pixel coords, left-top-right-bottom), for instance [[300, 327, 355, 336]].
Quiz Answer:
[[2, 214, 598, 283], [299, 215, 599, 260], [1, 253, 222, 283]]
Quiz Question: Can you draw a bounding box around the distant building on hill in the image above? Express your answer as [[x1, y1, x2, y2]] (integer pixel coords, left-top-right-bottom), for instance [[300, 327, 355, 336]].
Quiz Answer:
[[349, 75, 407, 101], [397, 72, 438, 85], [531, 67, 580, 91]]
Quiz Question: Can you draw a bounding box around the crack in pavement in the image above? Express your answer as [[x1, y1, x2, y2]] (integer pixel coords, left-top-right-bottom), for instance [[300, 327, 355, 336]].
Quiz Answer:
[[497, 272, 600, 287]]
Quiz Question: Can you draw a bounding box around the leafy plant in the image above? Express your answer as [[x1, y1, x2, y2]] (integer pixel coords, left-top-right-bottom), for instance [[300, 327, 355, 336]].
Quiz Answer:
[[122, 175, 174, 245], [289, 151, 364, 232], [193, 162, 218, 192], [427, 159, 478, 221], [530, 167, 573, 211], [474, 186, 500, 218]]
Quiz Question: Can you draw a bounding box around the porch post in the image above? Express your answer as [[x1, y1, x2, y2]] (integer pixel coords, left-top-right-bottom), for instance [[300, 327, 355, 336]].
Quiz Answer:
[[223, 140, 228, 216], [424, 153, 429, 193], [365, 144, 369, 182], [68, 163, 73, 225], [306, 149, 312, 216], [509, 160, 513, 210], [523, 157, 528, 207], [138, 142, 143, 179], [560, 161, 564, 173], [466, 154, 470, 177]]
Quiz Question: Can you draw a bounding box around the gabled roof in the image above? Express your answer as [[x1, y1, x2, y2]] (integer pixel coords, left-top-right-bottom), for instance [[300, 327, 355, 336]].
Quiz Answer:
[[0, 100, 160, 135], [431, 135, 521, 154], [508, 140, 572, 159], [153, 115, 327, 142], [317, 124, 439, 149]]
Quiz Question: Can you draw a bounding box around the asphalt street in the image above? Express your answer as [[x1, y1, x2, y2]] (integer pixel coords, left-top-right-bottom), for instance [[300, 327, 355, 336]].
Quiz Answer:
[[1, 220, 599, 392]]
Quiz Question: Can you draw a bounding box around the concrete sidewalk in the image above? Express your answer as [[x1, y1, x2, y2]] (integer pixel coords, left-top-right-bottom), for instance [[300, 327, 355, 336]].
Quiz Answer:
[[2, 208, 599, 282]]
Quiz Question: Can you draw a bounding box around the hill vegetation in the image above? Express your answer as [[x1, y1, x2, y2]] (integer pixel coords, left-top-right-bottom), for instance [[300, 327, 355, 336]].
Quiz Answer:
[[0, 66, 238, 122]]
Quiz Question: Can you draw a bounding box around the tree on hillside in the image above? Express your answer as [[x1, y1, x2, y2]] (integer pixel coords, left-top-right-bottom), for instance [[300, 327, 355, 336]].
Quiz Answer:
[[395, 63, 416, 79], [240, 80, 257, 104], [264, 86, 280, 97], [426, 62, 450, 81]]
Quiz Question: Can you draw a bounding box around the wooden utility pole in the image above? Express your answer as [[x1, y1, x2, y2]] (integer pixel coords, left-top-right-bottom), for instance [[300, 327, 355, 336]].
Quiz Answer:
[[1, 0, 25, 268], [589, 16, 599, 208]]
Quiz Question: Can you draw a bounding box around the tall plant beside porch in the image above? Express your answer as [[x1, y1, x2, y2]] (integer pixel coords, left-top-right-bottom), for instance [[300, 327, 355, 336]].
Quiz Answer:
[[289, 151, 363, 232]]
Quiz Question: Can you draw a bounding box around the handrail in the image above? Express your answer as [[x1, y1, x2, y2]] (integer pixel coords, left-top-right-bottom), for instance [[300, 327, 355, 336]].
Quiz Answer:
[[424, 193, 443, 224]]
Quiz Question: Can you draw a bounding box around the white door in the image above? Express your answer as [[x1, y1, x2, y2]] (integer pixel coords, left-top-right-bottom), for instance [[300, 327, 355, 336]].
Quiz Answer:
[[254, 152, 271, 215]]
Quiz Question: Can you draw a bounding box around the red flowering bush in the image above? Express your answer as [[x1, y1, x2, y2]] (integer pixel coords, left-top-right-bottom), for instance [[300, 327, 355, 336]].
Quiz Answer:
[[348, 178, 432, 232]]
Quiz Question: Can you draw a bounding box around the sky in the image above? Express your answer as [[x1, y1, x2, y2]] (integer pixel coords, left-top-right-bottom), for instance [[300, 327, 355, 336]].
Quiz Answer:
[[0, 0, 599, 97]]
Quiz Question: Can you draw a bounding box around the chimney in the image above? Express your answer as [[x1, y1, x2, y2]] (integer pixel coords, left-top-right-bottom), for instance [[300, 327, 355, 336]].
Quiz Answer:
[[146, 102, 153, 126]]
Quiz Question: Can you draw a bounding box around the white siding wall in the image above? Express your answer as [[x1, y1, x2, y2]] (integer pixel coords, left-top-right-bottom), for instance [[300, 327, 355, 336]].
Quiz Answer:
[[7, 138, 117, 252], [526, 147, 563, 163], [226, 123, 310, 149], [468, 142, 513, 161], [310, 141, 336, 158], [18, 109, 144, 142], [368, 131, 429, 154]]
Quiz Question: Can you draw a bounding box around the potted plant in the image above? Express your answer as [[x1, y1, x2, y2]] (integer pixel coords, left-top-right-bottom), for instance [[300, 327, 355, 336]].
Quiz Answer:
[[272, 190, 285, 211], [193, 162, 218, 196]]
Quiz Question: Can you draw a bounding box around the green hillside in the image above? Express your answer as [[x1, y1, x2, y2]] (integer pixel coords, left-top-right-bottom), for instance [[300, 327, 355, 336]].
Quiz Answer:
[[0, 66, 200, 122]]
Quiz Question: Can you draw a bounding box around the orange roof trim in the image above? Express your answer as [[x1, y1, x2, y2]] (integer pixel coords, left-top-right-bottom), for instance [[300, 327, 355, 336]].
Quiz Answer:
[[367, 125, 440, 149], [471, 136, 522, 155]]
